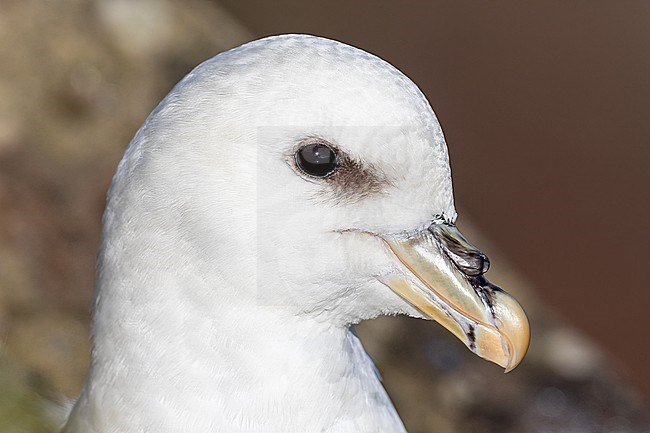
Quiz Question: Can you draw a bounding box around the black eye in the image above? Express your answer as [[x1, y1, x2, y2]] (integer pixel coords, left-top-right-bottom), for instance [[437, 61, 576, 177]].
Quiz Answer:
[[295, 141, 339, 178]]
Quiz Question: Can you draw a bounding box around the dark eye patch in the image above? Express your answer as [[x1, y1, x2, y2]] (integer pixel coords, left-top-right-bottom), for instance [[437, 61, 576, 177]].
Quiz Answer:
[[289, 138, 390, 204]]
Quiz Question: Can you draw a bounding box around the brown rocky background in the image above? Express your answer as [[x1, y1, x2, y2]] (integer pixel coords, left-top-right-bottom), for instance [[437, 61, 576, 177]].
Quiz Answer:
[[0, 1, 647, 432]]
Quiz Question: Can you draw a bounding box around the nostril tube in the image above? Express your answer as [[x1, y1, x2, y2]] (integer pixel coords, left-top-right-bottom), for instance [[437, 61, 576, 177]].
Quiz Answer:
[[429, 223, 490, 276]]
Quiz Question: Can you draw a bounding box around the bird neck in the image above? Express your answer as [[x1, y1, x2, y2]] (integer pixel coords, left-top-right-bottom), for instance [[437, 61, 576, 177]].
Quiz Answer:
[[64, 248, 406, 433]]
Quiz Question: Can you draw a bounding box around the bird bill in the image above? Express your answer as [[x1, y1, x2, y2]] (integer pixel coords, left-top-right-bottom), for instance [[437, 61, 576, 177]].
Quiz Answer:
[[379, 224, 530, 372]]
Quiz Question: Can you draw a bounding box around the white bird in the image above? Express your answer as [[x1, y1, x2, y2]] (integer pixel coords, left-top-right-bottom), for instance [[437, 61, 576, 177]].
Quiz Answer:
[[61, 34, 530, 433]]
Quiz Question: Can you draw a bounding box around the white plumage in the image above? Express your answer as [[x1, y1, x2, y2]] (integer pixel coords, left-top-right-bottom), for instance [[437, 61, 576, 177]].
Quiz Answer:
[[62, 34, 529, 433]]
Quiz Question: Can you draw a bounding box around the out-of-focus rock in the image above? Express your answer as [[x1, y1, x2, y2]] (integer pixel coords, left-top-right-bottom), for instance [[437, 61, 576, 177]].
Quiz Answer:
[[6, 314, 88, 397]]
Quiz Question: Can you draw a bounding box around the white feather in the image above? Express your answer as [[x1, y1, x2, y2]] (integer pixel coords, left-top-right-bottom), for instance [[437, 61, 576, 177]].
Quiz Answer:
[[62, 34, 457, 433]]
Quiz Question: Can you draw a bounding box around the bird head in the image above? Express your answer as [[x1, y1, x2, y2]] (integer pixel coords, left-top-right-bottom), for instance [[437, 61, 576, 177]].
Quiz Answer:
[[105, 34, 529, 371]]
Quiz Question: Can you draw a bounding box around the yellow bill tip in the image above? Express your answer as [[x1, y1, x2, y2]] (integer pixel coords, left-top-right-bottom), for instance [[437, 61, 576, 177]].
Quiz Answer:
[[492, 290, 531, 372]]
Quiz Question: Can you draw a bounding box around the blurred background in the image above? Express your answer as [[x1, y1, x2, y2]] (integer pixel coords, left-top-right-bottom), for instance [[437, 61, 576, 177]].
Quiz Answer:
[[0, 0, 647, 432]]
